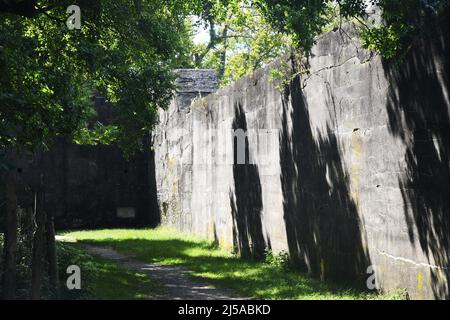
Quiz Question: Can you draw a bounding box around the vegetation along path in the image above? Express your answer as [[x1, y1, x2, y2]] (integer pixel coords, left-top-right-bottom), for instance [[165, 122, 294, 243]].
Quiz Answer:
[[80, 243, 246, 300], [60, 228, 405, 300]]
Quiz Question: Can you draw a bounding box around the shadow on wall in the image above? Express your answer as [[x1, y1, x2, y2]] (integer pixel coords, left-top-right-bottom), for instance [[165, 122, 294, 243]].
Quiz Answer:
[[148, 138, 161, 228], [383, 11, 450, 299], [279, 57, 371, 284], [229, 102, 266, 260]]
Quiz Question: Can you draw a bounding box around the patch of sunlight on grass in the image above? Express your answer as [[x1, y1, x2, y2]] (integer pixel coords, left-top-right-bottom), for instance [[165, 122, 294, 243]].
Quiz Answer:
[[62, 227, 405, 300]]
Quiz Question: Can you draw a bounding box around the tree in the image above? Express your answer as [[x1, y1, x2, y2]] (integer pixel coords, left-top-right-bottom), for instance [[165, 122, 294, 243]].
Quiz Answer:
[[1, 169, 17, 299], [191, 0, 445, 85], [191, 0, 294, 86], [1, 0, 196, 155], [254, 0, 448, 58], [0, 0, 198, 299]]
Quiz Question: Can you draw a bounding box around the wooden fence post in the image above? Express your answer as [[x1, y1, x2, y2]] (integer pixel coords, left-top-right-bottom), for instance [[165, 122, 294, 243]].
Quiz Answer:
[[2, 170, 18, 299], [31, 178, 46, 300], [46, 216, 59, 299]]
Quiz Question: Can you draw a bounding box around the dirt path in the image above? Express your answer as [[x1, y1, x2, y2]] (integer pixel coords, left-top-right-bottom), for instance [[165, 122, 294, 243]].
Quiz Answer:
[[80, 244, 248, 300]]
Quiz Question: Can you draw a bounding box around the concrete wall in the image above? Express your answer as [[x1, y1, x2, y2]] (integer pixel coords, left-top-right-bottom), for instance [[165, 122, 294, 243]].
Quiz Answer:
[[154, 17, 450, 300]]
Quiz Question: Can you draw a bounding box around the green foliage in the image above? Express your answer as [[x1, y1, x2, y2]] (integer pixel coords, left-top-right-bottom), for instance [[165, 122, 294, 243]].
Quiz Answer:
[[254, 0, 448, 59], [268, 58, 302, 92], [269, 62, 292, 91], [359, 0, 440, 58], [192, 0, 445, 84], [2, 0, 446, 156], [72, 122, 119, 146], [192, 0, 293, 86], [264, 249, 291, 271], [361, 24, 404, 59], [379, 288, 410, 300], [0, 219, 47, 299], [253, 0, 355, 51], [14, 231, 35, 298], [222, 5, 293, 86], [0, 1, 196, 155]]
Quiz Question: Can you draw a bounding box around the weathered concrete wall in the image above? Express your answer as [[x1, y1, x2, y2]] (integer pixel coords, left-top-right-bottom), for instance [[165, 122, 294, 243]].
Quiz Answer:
[[154, 17, 450, 299]]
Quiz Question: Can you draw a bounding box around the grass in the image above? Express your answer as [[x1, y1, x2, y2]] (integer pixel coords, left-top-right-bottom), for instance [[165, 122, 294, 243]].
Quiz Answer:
[[62, 227, 406, 300], [57, 242, 160, 299]]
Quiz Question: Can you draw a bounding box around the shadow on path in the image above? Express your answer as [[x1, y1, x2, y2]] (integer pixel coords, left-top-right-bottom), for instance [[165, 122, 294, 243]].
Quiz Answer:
[[81, 244, 247, 300]]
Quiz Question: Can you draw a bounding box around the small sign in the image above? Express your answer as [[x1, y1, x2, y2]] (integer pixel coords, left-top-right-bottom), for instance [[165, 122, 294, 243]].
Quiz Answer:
[[117, 207, 136, 219]]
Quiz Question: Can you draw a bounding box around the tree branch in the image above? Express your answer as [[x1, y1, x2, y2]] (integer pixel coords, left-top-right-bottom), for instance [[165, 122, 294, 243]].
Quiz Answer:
[[42, 11, 66, 23]]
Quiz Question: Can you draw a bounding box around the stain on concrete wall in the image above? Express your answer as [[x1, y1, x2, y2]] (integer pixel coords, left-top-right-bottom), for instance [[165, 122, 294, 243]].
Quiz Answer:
[[154, 16, 450, 299]]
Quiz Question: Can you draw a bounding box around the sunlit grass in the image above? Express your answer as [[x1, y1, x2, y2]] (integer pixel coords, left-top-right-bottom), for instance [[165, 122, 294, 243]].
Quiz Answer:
[[62, 227, 405, 300], [58, 242, 160, 299]]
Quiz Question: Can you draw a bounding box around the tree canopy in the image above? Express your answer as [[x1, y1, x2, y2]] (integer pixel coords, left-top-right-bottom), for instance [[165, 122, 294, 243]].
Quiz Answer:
[[1, 0, 195, 154], [1, 0, 447, 155], [255, 0, 447, 57], [188, 0, 448, 87]]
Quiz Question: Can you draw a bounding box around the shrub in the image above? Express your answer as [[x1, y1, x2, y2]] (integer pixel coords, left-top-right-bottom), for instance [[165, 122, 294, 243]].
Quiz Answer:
[[264, 249, 291, 271]]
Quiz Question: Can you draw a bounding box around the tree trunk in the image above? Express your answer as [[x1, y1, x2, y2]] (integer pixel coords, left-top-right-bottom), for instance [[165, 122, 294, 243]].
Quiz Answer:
[[31, 187, 46, 300], [2, 170, 18, 299], [24, 206, 36, 252], [218, 26, 229, 80], [46, 217, 59, 299]]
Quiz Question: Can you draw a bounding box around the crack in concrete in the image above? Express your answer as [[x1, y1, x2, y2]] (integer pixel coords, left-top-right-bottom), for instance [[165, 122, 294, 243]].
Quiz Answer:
[[376, 249, 447, 270], [302, 54, 373, 89]]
